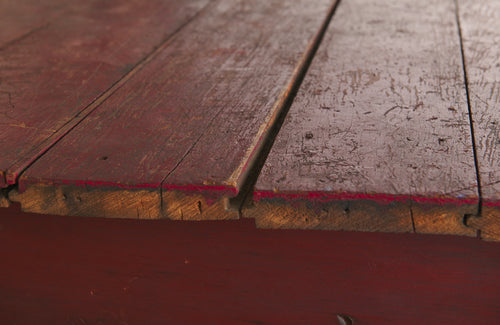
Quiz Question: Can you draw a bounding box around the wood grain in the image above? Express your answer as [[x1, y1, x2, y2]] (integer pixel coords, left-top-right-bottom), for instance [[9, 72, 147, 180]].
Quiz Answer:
[[467, 206, 500, 242], [0, 0, 67, 49], [1, 204, 500, 325], [0, 0, 210, 188], [13, 0, 335, 220], [249, 0, 479, 237], [0, 192, 8, 208], [458, 0, 500, 240]]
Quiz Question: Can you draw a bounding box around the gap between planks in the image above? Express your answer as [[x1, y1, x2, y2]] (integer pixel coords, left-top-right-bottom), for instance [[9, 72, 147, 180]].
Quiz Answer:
[[454, 0, 483, 218], [6, 0, 342, 221], [4, 1, 213, 188], [456, 0, 500, 241], [228, 0, 343, 212], [244, 0, 495, 240]]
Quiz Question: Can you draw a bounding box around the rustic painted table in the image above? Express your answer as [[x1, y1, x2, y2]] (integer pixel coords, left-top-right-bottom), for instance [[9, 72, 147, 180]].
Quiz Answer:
[[1, 0, 498, 240], [0, 0, 499, 323]]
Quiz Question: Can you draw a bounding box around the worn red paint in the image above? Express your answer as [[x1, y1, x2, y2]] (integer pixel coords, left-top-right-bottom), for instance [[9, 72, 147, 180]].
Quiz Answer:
[[163, 184, 239, 206], [484, 200, 500, 207], [0, 0, 210, 190], [14, 0, 335, 220], [0, 204, 499, 324], [18, 178, 239, 207]]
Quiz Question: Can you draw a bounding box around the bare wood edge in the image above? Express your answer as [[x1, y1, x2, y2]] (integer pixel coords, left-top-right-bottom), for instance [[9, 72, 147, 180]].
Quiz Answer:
[[243, 194, 479, 238], [244, 197, 414, 233], [1, 172, 11, 207], [466, 206, 500, 242], [9, 183, 238, 220], [0, 192, 10, 208], [162, 190, 237, 221], [9, 184, 161, 219], [3, 1, 212, 187], [411, 202, 477, 237]]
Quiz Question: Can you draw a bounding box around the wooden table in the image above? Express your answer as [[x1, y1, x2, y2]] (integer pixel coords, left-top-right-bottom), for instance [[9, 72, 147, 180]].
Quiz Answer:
[[1, 203, 499, 324], [0, 0, 498, 239], [1, 1, 499, 323]]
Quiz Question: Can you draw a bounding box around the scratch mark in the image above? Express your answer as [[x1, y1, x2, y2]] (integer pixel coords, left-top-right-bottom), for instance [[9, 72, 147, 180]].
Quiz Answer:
[[384, 105, 406, 116], [0, 23, 50, 51], [9, 122, 38, 130]]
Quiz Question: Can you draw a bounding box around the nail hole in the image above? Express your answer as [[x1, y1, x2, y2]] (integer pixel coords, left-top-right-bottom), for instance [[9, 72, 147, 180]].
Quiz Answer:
[[98, 156, 108, 160], [197, 201, 202, 214]]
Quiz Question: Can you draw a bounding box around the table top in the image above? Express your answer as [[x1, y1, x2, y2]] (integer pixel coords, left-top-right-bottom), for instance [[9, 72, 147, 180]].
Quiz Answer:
[[1, 0, 498, 240]]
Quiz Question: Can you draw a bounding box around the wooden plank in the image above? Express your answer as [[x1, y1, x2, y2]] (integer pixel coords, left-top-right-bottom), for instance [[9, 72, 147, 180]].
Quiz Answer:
[[247, 0, 480, 238], [458, 0, 500, 241], [1, 205, 500, 324], [11, 0, 337, 219], [0, 0, 210, 188], [0, 190, 8, 208], [0, 0, 70, 207], [0, 0, 67, 49]]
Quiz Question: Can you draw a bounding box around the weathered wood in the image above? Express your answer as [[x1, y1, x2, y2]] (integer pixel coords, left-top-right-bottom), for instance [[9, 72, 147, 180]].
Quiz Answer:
[[0, 0, 67, 49], [12, 0, 336, 219], [458, 0, 500, 240], [0, 0, 72, 208], [8, 186, 160, 220], [467, 207, 500, 242], [0, 0, 210, 188], [247, 0, 479, 237], [1, 205, 500, 324], [0, 192, 8, 208]]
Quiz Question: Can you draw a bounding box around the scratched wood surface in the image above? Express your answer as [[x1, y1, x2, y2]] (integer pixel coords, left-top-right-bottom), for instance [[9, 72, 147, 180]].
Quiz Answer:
[[11, 0, 335, 220], [0, 0, 67, 49], [458, 0, 500, 241], [0, 0, 210, 189], [0, 0, 69, 207], [1, 205, 500, 325], [0, 0, 69, 206], [247, 0, 480, 237]]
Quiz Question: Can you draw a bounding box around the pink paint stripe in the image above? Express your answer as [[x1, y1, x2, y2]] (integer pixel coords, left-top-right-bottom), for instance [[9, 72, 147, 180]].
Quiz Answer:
[[163, 184, 238, 196], [20, 178, 238, 197], [254, 190, 478, 206], [483, 200, 500, 208], [6, 171, 18, 186]]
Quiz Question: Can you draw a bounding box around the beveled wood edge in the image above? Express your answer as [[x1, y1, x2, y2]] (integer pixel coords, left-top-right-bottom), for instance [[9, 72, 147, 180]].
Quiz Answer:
[[8, 183, 238, 220], [0, 192, 9, 208], [466, 206, 500, 241], [5, 183, 499, 241], [243, 192, 495, 239]]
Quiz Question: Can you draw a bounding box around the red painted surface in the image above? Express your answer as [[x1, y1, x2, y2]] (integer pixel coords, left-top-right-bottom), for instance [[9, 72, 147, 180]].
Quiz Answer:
[[458, 0, 500, 205], [0, 0, 209, 188], [1, 204, 499, 324], [16, 0, 334, 207], [255, 0, 479, 214]]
